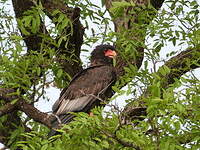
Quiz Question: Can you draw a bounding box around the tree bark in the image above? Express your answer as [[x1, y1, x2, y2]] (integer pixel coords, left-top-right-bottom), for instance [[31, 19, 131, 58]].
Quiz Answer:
[[123, 47, 200, 121], [1, 0, 84, 146]]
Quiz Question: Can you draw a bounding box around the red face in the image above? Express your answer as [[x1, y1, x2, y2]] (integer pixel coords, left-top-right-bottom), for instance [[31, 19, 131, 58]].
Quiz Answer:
[[104, 49, 117, 58]]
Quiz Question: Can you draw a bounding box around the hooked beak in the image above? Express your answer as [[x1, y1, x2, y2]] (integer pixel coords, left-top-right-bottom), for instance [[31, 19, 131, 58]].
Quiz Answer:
[[104, 49, 117, 58]]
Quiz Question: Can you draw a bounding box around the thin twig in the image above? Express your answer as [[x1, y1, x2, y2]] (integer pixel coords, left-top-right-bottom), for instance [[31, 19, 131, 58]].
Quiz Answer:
[[101, 130, 140, 150], [34, 76, 46, 103]]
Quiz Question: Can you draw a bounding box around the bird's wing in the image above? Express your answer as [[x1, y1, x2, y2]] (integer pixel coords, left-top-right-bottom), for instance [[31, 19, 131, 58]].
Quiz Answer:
[[52, 65, 102, 113], [58, 65, 103, 99], [52, 65, 116, 116], [54, 96, 94, 115]]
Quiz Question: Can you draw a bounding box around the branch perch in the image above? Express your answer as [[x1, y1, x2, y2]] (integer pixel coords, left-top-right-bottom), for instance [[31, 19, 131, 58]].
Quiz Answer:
[[0, 88, 52, 128], [102, 130, 140, 150], [17, 100, 52, 128], [123, 48, 200, 121]]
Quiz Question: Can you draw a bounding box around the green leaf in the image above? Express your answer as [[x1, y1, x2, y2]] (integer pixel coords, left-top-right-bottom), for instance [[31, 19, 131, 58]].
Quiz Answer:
[[23, 16, 32, 27], [172, 37, 176, 46], [158, 65, 170, 76], [102, 140, 109, 148], [41, 144, 48, 150], [10, 99, 18, 105], [190, 1, 197, 6], [176, 103, 185, 114], [57, 69, 63, 78], [58, 14, 65, 23], [110, 1, 135, 17], [37, 67, 41, 76]]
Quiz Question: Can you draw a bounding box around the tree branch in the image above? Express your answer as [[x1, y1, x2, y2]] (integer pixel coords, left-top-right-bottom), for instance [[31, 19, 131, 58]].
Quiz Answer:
[[102, 130, 140, 150], [105, 0, 164, 79], [123, 48, 200, 122], [103, 0, 165, 123], [1, 0, 85, 146], [12, 0, 49, 52], [0, 88, 51, 128], [162, 48, 200, 86], [150, 0, 165, 10], [12, 0, 84, 77], [41, 0, 84, 77], [17, 100, 52, 128], [0, 103, 16, 117]]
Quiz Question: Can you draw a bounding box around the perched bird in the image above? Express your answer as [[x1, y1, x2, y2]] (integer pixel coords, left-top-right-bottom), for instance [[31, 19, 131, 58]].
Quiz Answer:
[[49, 44, 117, 136]]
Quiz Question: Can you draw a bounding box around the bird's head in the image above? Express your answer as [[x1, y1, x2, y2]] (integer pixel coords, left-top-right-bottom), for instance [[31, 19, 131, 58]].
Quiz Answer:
[[90, 44, 117, 66]]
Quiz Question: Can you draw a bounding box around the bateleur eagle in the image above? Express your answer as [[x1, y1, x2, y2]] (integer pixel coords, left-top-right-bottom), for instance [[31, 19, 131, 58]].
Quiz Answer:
[[49, 44, 117, 136]]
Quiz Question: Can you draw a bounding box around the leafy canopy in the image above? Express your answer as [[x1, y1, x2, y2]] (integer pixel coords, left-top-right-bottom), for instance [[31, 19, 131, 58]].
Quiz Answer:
[[0, 0, 200, 149]]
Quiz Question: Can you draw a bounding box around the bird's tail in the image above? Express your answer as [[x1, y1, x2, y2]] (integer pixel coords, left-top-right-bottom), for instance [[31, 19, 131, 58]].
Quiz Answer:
[[48, 113, 75, 137]]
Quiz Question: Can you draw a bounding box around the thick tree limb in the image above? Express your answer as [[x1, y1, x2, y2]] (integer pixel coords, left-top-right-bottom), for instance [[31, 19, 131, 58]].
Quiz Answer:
[[104, 0, 199, 125], [0, 107, 50, 129], [12, 0, 83, 77], [105, 0, 164, 78], [41, 0, 84, 76], [103, 0, 165, 121], [0, 87, 51, 127], [123, 48, 200, 122], [17, 100, 52, 128], [0, 99, 51, 129], [12, 0, 48, 52], [121, 107, 147, 124], [1, 0, 84, 146], [162, 48, 200, 86]]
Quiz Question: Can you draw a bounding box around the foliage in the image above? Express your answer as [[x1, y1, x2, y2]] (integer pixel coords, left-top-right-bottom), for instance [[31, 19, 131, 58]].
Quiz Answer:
[[0, 0, 200, 150]]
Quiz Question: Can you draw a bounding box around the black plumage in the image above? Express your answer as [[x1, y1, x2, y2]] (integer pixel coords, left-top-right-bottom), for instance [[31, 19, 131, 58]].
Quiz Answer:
[[49, 44, 117, 136]]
